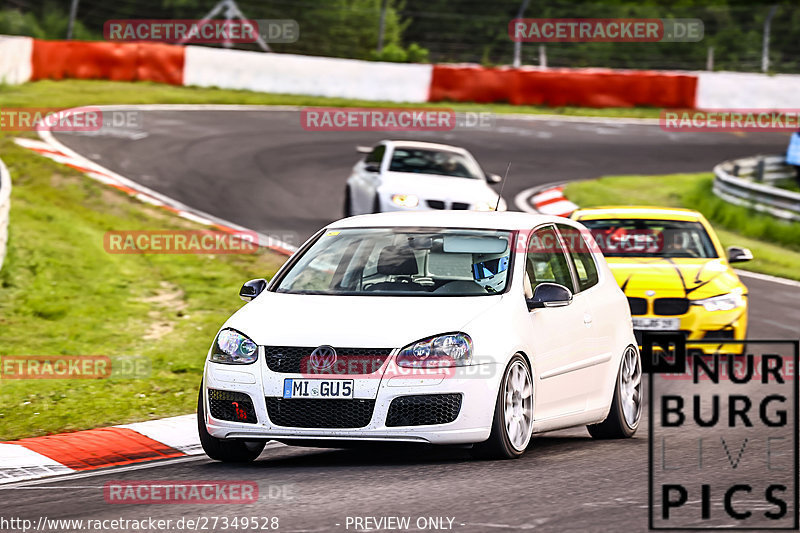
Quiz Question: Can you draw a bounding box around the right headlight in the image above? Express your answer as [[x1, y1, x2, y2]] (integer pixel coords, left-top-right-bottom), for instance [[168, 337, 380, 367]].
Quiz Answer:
[[210, 329, 258, 364], [396, 333, 473, 368], [691, 288, 745, 312]]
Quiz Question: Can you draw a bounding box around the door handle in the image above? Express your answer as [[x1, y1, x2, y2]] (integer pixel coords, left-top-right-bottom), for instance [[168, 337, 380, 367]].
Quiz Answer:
[[583, 313, 593, 327]]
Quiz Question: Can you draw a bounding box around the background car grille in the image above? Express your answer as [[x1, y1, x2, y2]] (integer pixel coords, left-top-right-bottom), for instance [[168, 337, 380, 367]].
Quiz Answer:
[[263, 346, 393, 374], [653, 298, 690, 315], [426, 200, 445, 209], [208, 389, 257, 424], [385, 394, 462, 427], [265, 398, 375, 428], [627, 297, 647, 315], [702, 330, 736, 340], [451, 202, 470, 210]]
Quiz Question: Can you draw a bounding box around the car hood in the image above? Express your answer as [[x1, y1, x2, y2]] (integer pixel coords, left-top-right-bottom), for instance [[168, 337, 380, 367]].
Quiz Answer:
[[380, 171, 496, 200], [224, 291, 503, 348], [605, 257, 745, 299]]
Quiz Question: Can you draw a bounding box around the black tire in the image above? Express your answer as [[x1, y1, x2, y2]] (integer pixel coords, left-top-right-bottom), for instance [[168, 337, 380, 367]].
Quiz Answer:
[[372, 194, 381, 213], [587, 346, 641, 439], [344, 187, 353, 217], [197, 382, 266, 462], [471, 355, 533, 460]]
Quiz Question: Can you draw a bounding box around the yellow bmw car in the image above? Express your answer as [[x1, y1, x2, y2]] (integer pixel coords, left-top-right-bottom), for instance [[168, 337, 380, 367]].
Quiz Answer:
[[571, 206, 752, 355]]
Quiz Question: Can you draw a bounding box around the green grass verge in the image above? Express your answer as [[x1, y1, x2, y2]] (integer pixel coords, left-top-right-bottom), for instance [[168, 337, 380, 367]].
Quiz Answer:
[[0, 79, 662, 118], [0, 135, 286, 440], [564, 173, 800, 282]]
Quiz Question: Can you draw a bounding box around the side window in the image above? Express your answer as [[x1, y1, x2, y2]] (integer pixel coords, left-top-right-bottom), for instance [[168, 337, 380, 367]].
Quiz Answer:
[[558, 224, 599, 292], [525, 226, 575, 293], [365, 145, 385, 164]]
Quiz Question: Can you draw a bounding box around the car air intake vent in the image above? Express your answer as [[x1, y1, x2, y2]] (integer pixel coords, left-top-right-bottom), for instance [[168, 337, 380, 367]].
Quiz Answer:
[[386, 394, 462, 427], [702, 330, 735, 340], [654, 298, 690, 315], [208, 389, 257, 424], [265, 398, 375, 428], [426, 200, 446, 209], [451, 202, 470, 210], [633, 329, 690, 345], [263, 346, 393, 374], [627, 297, 647, 315]]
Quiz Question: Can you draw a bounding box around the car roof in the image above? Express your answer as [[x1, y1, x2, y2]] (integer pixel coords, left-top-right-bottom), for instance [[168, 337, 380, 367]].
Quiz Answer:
[[572, 206, 704, 222], [385, 140, 469, 153], [328, 211, 573, 231]]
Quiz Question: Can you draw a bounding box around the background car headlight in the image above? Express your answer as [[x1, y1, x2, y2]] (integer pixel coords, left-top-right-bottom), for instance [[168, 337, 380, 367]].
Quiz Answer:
[[210, 329, 258, 364], [475, 198, 506, 211], [391, 194, 419, 208], [691, 288, 745, 312], [397, 333, 473, 367]]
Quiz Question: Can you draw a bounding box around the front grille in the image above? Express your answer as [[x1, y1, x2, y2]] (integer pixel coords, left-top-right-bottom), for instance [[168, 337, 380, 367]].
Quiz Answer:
[[263, 346, 393, 374], [208, 389, 257, 424], [627, 297, 647, 315], [702, 329, 735, 340], [451, 202, 470, 210], [653, 298, 690, 315], [634, 330, 690, 346], [426, 200, 445, 209], [386, 394, 462, 427], [265, 398, 375, 428]]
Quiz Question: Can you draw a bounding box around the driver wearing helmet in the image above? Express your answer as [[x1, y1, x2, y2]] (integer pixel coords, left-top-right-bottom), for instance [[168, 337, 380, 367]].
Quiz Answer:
[[473, 255, 509, 293]]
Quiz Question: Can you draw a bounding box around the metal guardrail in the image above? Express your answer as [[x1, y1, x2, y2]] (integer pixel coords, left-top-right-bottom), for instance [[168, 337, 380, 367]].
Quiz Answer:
[[712, 155, 800, 222], [0, 157, 11, 272]]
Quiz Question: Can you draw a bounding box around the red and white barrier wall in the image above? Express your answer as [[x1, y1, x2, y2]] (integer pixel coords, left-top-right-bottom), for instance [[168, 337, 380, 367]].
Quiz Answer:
[[3, 35, 800, 108]]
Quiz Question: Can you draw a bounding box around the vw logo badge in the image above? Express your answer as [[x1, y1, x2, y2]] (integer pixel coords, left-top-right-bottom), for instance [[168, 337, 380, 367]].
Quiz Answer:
[[309, 345, 337, 371]]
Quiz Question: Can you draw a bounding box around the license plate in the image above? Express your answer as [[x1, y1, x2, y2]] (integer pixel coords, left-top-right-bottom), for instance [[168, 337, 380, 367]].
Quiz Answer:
[[282, 379, 354, 399], [633, 317, 680, 331]]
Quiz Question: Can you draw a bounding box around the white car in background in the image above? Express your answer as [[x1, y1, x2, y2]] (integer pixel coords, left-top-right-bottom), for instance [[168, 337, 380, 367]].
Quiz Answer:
[[198, 211, 641, 462], [344, 140, 507, 216]]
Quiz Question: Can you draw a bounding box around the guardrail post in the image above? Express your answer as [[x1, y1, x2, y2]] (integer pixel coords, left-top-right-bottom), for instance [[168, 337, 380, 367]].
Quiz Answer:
[[755, 158, 765, 182], [732, 164, 740, 176]]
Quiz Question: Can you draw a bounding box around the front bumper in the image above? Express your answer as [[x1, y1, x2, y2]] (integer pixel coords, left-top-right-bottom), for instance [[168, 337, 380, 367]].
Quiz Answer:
[[202, 360, 501, 445]]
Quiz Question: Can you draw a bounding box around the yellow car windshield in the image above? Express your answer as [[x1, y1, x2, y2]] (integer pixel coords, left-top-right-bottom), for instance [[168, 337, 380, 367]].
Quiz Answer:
[[581, 219, 718, 259]]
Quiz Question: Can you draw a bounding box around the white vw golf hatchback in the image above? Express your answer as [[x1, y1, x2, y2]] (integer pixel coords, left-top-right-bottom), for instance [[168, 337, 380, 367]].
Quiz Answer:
[[198, 211, 641, 461]]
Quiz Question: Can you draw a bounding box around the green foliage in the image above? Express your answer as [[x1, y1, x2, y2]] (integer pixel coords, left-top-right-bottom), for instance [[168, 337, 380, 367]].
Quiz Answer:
[[370, 42, 430, 62], [0, 3, 95, 40]]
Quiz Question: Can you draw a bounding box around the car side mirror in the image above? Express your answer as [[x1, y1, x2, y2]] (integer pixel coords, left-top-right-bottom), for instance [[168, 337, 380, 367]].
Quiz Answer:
[[240, 278, 267, 301], [527, 282, 573, 310], [727, 246, 753, 263], [365, 163, 380, 173], [486, 173, 502, 184]]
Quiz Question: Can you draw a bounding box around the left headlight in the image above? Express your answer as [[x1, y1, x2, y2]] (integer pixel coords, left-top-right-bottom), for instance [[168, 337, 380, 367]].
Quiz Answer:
[[691, 288, 745, 312], [210, 328, 258, 364], [391, 194, 419, 208], [397, 332, 473, 368]]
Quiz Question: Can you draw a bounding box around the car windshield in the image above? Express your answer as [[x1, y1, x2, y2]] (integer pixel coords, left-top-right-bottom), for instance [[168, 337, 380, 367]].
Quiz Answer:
[[580, 218, 718, 258], [274, 228, 513, 296], [388, 148, 483, 179]]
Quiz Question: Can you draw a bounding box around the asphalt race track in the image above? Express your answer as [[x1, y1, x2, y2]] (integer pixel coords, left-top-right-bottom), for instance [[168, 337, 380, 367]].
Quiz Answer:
[[3, 109, 798, 532]]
